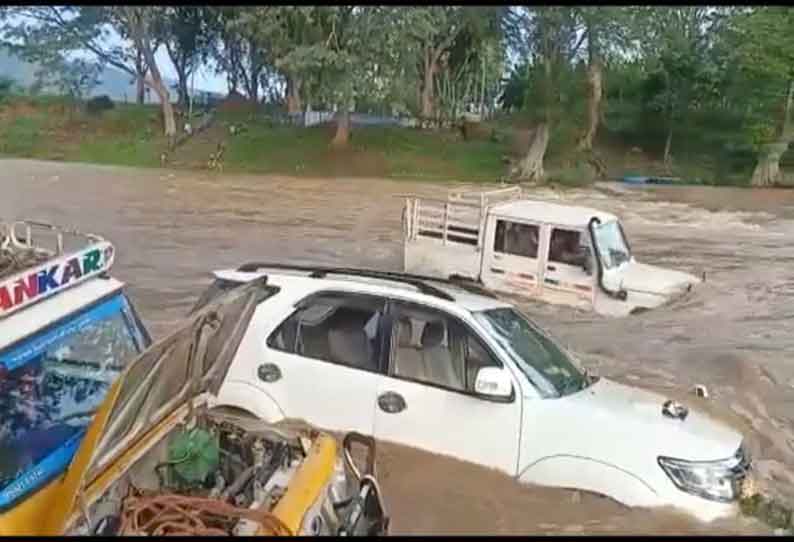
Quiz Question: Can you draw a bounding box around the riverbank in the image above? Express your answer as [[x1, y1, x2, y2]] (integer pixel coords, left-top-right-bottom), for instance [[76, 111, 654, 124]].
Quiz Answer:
[[2, 95, 774, 187]]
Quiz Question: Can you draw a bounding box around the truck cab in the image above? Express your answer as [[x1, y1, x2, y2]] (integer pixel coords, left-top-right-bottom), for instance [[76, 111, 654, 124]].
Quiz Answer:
[[403, 187, 701, 317], [0, 220, 149, 520]]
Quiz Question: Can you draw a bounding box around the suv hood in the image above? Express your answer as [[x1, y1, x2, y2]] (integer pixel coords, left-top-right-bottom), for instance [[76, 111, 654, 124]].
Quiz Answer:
[[521, 378, 742, 475], [614, 261, 700, 298]]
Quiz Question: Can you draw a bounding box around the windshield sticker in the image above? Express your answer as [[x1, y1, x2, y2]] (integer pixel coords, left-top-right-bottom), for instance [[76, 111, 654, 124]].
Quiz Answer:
[[0, 428, 84, 510], [0, 295, 124, 373], [0, 242, 115, 319]]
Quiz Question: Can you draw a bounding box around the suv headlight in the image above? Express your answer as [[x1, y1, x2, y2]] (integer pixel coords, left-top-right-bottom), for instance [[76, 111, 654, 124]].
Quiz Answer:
[[658, 444, 751, 502]]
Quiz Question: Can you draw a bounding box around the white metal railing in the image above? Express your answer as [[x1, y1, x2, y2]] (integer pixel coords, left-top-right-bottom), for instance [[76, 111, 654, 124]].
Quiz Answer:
[[404, 196, 483, 247], [402, 187, 524, 250], [1, 220, 115, 318], [2, 220, 106, 258], [448, 186, 522, 210]]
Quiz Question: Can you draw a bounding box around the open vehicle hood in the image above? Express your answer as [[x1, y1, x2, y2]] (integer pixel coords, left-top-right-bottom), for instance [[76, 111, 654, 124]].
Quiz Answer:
[[614, 261, 700, 298], [40, 278, 272, 534]]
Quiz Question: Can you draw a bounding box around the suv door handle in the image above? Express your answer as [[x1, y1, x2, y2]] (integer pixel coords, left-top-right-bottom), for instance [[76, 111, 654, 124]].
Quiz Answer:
[[377, 391, 406, 414], [257, 363, 282, 383], [547, 265, 557, 271]]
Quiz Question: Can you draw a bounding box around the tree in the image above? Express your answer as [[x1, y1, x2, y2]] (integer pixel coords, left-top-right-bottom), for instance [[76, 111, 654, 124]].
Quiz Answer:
[[238, 7, 324, 114], [2, 7, 176, 139], [388, 7, 497, 124], [571, 7, 636, 151], [159, 7, 214, 106], [634, 7, 721, 170], [505, 6, 581, 181], [316, 7, 388, 147], [210, 7, 267, 103], [499, 60, 530, 112], [35, 57, 101, 106], [732, 7, 794, 186], [243, 7, 388, 146], [432, 9, 505, 125], [110, 7, 177, 143]]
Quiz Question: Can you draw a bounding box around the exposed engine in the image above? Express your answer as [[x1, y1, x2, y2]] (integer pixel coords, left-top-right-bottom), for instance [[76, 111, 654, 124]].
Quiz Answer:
[[65, 407, 387, 536]]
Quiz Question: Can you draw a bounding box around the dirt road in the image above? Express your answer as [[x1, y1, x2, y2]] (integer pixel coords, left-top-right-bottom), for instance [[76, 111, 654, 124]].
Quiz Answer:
[[2, 159, 789, 534]]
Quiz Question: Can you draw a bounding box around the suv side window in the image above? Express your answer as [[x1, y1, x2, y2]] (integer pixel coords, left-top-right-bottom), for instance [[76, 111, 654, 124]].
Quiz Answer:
[[267, 292, 385, 373], [390, 301, 501, 393], [493, 219, 540, 259]]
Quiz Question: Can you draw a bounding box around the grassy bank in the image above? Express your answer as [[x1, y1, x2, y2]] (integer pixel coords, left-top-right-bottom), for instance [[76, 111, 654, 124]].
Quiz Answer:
[[2, 94, 786, 186], [0, 96, 509, 182]]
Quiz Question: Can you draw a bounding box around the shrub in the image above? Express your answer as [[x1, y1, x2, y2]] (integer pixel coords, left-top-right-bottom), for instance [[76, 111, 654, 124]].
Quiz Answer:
[[85, 95, 115, 115]]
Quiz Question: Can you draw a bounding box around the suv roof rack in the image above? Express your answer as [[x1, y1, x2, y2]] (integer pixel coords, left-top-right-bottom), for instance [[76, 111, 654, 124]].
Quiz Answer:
[[1, 220, 115, 319], [235, 262, 499, 302]]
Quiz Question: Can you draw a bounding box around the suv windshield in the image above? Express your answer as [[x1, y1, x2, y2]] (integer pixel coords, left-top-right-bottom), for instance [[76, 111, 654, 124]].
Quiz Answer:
[[593, 220, 631, 269], [473, 308, 590, 398], [0, 293, 146, 510]]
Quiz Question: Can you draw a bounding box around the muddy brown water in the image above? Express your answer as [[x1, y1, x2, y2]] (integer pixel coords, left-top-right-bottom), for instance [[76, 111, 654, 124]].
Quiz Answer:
[[2, 159, 792, 534]]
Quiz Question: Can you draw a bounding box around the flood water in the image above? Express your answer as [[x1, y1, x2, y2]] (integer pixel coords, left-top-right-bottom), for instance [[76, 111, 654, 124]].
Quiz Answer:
[[2, 158, 793, 534]]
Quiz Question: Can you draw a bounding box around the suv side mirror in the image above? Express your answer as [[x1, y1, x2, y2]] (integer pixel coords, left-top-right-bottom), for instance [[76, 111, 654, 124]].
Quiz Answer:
[[474, 367, 513, 400]]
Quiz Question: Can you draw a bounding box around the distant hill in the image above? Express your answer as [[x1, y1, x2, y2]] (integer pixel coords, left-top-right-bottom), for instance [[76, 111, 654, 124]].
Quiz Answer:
[[0, 46, 222, 104]]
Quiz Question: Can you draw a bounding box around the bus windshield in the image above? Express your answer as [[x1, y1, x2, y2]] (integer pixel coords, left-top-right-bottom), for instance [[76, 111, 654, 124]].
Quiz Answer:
[[0, 293, 146, 510]]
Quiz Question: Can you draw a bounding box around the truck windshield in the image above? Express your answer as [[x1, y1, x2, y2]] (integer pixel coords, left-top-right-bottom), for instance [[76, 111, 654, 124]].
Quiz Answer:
[[473, 308, 589, 398], [0, 293, 146, 510], [593, 220, 631, 269]]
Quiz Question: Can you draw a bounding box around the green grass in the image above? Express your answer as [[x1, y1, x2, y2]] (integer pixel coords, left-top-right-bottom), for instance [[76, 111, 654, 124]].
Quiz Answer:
[[0, 114, 49, 156], [2, 95, 775, 186], [0, 97, 165, 167], [204, 114, 508, 181], [0, 98, 510, 181]]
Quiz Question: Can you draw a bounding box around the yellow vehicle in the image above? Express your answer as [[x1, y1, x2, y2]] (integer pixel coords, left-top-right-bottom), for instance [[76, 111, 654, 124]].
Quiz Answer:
[[0, 279, 389, 536]]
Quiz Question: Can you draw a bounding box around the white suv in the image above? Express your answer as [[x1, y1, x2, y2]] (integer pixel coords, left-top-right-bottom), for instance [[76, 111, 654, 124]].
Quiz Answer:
[[197, 263, 752, 523]]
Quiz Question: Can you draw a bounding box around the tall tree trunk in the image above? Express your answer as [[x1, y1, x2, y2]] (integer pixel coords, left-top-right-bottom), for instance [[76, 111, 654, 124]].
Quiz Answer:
[[420, 48, 438, 124], [750, 80, 794, 187], [578, 22, 602, 152], [227, 72, 239, 95], [331, 109, 351, 148], [578, 59, 603, 151], [136, 75, 146, 104], [750, 142, 787, 187], [141, 49, 176, 143], [176, 67, 189, 107], [516, 123, 550, 181], [663, 123, 673, 171], [126, 8, 177, 143], [134, 50, 147, 105], [286, 76, 303, 114], [165, 43, 190, 106]]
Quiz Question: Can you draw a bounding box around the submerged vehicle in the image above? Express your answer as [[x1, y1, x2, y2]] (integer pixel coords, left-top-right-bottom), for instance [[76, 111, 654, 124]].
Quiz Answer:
[[0, 278, 388, 535], [195, 263, 751, 523], [0, 220, 149, 516], [401, 187, 702, 317]]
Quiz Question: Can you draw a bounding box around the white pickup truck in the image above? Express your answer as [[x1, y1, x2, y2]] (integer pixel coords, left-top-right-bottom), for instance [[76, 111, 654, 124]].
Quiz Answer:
[[192, 263, 752, 524], [402, 187, 702, 317], [0, 220, 149, 513]]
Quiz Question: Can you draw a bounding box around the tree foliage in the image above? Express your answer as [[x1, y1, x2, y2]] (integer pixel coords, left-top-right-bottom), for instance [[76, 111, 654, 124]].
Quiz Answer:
[[4, 6, 794, 184]]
